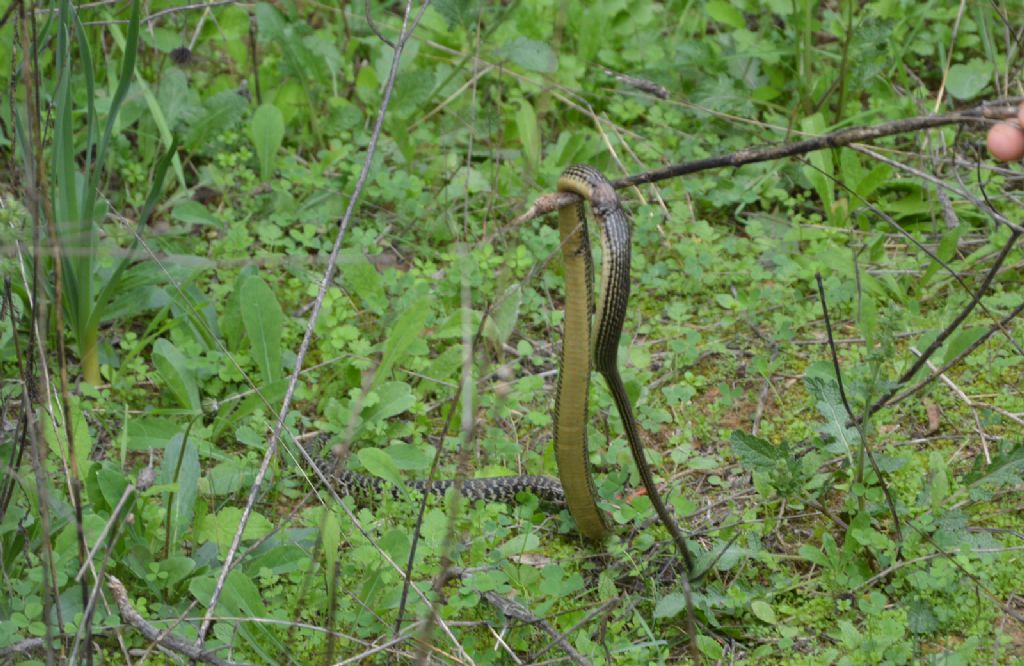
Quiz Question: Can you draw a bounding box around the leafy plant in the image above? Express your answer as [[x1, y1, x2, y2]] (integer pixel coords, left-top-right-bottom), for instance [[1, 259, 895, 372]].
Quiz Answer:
[[20, 0, 174, 384]]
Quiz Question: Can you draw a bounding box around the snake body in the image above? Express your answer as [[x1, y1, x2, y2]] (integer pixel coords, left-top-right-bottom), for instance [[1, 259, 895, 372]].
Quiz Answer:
[[309, 165, 687, 554], [310, 452, 566, 506]]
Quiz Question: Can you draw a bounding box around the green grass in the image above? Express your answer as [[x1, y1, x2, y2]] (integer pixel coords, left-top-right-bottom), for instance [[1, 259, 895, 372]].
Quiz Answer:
[[1, 0, 1023, 664]]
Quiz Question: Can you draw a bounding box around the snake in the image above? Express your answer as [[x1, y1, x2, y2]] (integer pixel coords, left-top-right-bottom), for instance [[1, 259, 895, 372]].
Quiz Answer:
[[309, 165, 691, 559]]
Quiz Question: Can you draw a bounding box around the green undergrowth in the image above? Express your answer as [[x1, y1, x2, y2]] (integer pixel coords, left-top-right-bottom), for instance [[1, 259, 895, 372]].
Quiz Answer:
[[2, 0, 1023, 664]]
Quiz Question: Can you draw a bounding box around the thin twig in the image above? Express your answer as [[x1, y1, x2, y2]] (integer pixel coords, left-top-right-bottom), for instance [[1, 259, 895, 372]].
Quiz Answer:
[[909, 346, 991, 464], [481, 591, 593, 666], [528, 597, 622, 663], [816, 274, 902, 545], [860, 230, 1021, 422]]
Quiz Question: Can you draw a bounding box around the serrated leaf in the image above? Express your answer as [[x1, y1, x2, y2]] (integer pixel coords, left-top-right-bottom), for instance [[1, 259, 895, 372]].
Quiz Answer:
[[729, 430, 783, 474], [152, 338, 200, 412], [907, 599, 939, 634], [964, 442, 1024, 487], [250, 103, 285, 180], [946, 60, 991, 100], [358, 447, 403, 488], [240, 275, 283, 385], [498, 37, 557, 73], [432, 0, 478, 28], [806, 376, 859, 460]]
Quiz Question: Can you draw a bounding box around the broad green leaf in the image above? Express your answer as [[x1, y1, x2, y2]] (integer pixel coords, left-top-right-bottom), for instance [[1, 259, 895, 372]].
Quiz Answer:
[[386, 443, 432, 471], [172, 201, 221, 227], [697, 635, 724, 659], [908, 600, 939, 634], [250, 103, 285, 180], [240, 275, 284, 385], [942, 326, 986, 365], [751, 600, 777, 624], [190, 570, 282, 659], [160, 432, 199, 551], [95, 466, 130, 511], [195, 507, 273, 555], [184, 90, 246, 151], [152, 338, 200, 412], [653, 593, 687, 619], [44, 395, 94, 479], [945, 60, 991, 100], [125, 417, 180, 450], [798, 544, 829, 567], [706, 0, 746, 29], [858, 292, 879, 349], [376, 302, 431, 387], [358, 447, 403, 488], [483, 284, 522, 345], [928, 452, 949, 515], [205, 459, 250, 496], [337, 250, 387, 316], [800, 114, 835, 224], [155, 555, 196, 590], [515, 101, 541, 174], [497, 37, 557, 73], [221, 266, 259, 352], [498, 533, 540, 556], [322, 508, 341, 580]]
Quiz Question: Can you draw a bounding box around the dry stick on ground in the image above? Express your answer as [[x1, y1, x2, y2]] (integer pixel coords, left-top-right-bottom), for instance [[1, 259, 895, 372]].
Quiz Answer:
[[480, 591, 593, 666], [528, 597, 622, 664], [106, 576, 252, 666], [513, 100, 1022, 226], [193, 2, 463, 660]]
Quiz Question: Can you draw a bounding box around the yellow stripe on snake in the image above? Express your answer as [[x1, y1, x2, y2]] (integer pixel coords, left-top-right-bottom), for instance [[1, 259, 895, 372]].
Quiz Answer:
[[310, 165, 691, 560]]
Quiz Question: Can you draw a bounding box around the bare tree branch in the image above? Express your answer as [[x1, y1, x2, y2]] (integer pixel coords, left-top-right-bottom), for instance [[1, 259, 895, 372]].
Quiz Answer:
[[513, 100, 1023, 225], [107, 576, 252, 666]]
